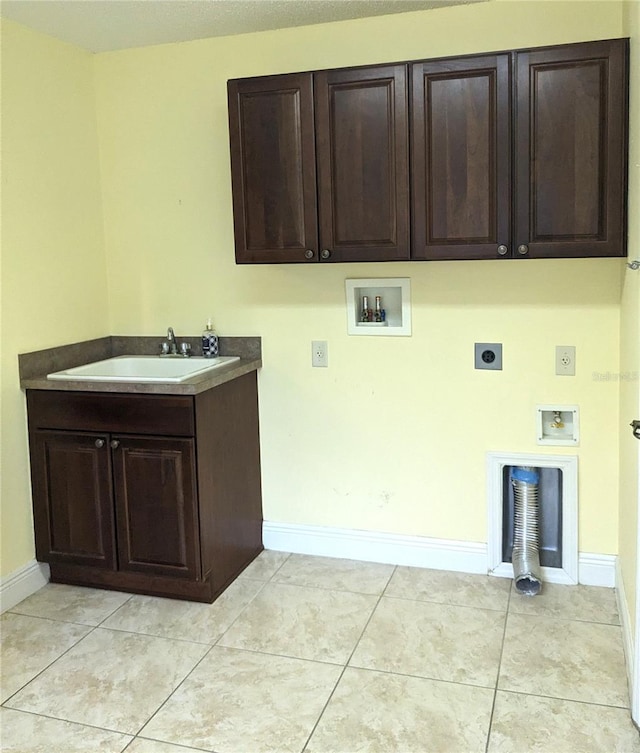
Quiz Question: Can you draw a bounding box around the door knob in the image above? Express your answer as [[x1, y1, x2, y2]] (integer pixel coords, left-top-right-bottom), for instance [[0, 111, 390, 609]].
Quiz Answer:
[[304, 249, 314, 259], [517, 244, 529, 256], [110, 439, 120, 450], [320, 249, 331, 260], [94, 439, 105, 449], [497, 245, 508, 256]]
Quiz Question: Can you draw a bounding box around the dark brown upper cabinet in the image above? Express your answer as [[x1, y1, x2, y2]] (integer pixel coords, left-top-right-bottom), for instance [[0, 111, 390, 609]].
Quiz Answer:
[[228, 38, 628, 264], [412, 39, 628, 260], [314, 66, 409, 262], [228, 66, 409, 263], [411, 54, 511, 260], [514, 39, 628, 259], [227, 74, 318, 263]]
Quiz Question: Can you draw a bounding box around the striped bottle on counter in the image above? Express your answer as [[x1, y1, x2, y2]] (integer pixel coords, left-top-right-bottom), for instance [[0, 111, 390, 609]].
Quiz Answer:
[[202, 318, 219, 358]]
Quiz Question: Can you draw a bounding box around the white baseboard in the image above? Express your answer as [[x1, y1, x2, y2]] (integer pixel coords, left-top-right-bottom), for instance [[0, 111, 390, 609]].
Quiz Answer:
[[0, 560, 50, 613], [579, 553, 617, 587], [263, 522, 487, 573], [262, 521, 616, 587], [616, 558, 635, 706]]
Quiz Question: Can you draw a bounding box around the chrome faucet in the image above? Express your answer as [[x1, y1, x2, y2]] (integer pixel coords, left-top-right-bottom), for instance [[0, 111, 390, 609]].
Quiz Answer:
[[166, 327, 179, 355], [161, 327, 191, 357]]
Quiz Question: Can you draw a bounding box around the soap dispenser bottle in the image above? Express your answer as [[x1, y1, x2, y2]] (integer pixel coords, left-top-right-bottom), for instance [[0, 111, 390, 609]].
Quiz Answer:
[[202, 318, 219, 358]]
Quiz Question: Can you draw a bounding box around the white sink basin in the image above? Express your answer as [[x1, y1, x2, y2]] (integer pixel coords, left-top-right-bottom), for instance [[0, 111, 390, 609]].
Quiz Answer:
[[47, 355, 241, 383]]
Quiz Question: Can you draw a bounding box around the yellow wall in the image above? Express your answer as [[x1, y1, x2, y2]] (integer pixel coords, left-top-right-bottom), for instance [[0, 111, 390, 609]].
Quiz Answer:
[[0, 1, 630, 579], [0, 20, 109, 576], [94, 1, 624, 551], [618, 0, 640, 636]]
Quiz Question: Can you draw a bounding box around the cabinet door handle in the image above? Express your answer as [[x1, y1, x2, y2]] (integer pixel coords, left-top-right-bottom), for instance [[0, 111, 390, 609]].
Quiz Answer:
[[497, 245, 508, 256], [517, 244, 529, 256], [110, 439, 120, 450], [320, 249, 331, 260], [304, 249, 314, 260], [94, 439, 105, 449]]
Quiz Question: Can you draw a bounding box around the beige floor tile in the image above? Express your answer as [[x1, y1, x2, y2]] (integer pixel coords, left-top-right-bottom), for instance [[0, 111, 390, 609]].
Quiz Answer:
[[488, 691, 640, 752], [8, 583, 131, 626], [499, 613, 629, 707], [218, 582, 377, 664], [140, 646, 341, 753], [509, 582, 620, 624], [385, 566, 511, 611], [350, 597, 505, 687], [237, 549, 290, 580], [0, 708, 132, 753], [101, 577, 264, 643], [5, 627, 208, 734], [128, 739, 211, 753], [0, 613, 90, 703], [272, 553, 394, 594], [306, 667, 494, 753]]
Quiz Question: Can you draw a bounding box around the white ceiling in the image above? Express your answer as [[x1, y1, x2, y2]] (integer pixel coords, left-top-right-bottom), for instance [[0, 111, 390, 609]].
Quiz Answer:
[[0, 0, 484, 53]]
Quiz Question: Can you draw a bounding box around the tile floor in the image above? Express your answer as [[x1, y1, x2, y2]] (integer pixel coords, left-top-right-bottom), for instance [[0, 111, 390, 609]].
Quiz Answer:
[[1, 551, 639, 752]]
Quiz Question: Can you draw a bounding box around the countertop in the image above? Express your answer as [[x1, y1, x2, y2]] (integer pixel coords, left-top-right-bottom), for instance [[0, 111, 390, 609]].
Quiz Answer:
[[19, 336, 262, 396]]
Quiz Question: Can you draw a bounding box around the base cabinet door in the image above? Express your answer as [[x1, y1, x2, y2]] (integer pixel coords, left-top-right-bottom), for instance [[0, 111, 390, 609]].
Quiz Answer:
[[30, 430, 116, 569], [112, 436, 200, 580]]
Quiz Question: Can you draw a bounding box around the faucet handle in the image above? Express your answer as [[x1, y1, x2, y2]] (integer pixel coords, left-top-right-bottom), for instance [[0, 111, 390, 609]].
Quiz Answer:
[[160, 342, 170, 355], [180, 342, 192, 357]]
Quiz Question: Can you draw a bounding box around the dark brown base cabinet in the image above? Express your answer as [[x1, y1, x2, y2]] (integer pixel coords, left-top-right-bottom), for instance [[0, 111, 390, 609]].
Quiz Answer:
[[26, 373, 263, 603], [228, 38, 628, 263]]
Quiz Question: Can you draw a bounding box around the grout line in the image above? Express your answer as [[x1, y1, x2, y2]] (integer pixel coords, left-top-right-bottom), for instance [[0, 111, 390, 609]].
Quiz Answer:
[[326, 662, 498, 693], [131, 643, 216, 737], [505, 606, 624, 629], [267, 580, 393, 597], [1, 623, 99, 708], [485, 578, 513, 753], [380, 592, 511, 613], [494, 686, 633, 712], [210, 643, 345, 667], [92, 624, 213, 646], [3, 609, 103, 629], [210, 579, 270, 648], [125, 737, 214, 753], [127, 557, 295, 741], [300, 564, 397, 752], [0, 705, 136, 738], [94, 593, 135, 628]]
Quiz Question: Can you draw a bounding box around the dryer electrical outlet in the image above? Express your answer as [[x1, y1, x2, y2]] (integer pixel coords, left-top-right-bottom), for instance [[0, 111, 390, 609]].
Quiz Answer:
[[475, 343, 503, 371]]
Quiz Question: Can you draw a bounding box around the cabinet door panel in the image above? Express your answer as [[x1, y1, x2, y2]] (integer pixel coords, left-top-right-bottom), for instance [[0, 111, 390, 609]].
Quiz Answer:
[[411, 55, 510, 260], [228, 74, 318, 263], [30, 431, 116, 569], [515, 39, 628, 257], [315, 65, 409, 262], [113, 437, 200, 579]]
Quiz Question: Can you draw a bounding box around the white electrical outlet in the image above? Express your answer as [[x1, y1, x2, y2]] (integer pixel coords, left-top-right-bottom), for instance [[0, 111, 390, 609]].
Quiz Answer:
[[555, 345, 576, 376], [312, 340, 328, 368]]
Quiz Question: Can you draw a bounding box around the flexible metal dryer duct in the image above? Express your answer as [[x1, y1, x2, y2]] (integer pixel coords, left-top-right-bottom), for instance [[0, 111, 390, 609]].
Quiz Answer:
[[510, 466, 542, 596]]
